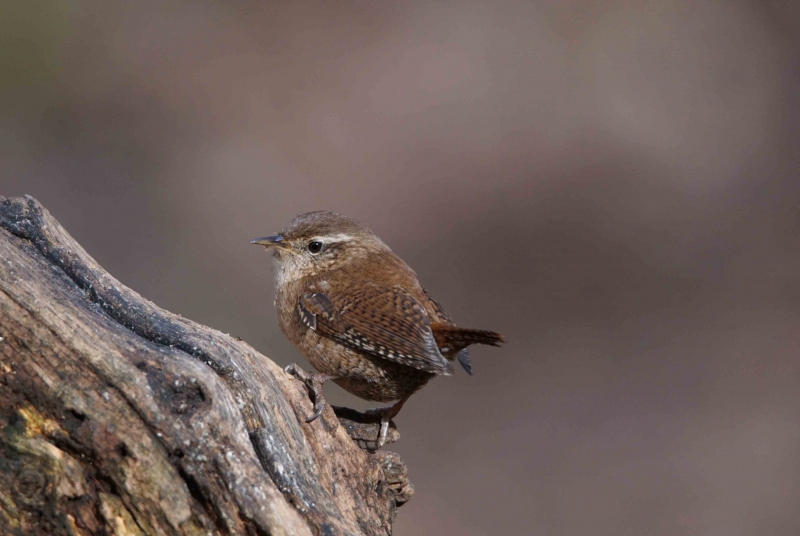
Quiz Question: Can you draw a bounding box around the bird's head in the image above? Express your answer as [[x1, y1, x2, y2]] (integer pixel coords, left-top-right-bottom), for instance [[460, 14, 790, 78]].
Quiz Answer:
[[251, 211, 389, 283]]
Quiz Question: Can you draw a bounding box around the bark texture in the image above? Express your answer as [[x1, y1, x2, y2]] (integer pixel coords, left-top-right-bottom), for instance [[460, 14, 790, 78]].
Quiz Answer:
[[0, 195, 412, 536]]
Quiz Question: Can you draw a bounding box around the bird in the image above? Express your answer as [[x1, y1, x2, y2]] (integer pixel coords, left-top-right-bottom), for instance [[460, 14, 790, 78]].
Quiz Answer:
[[251, 211, 504, 448]]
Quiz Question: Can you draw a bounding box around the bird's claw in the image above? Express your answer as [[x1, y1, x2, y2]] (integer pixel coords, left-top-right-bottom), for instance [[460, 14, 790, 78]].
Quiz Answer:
[[284, 363, 331, 423], [363, 407, 394, 450], [284, 362, 309, 381], [306, 391, 327, 423], [331, 406, 400, 449], [364, 396, 409, 449]]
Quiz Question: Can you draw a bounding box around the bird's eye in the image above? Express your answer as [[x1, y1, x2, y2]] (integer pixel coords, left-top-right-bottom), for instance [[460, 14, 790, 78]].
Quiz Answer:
[[307, 241, 323, 253]]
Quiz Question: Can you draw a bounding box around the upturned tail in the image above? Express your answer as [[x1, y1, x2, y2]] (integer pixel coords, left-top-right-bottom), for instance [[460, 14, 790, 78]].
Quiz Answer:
[[430, 324, 504, 351], [430, 323, 504, 375]]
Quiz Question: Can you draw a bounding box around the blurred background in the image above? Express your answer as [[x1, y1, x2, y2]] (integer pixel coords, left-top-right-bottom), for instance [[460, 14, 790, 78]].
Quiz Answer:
[[2, 0, 799, 534]]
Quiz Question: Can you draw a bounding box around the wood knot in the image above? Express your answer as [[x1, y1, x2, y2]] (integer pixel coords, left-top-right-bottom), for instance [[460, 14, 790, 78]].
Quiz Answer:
[[169, 376, 207, 415], [14, 468, 47, 506]]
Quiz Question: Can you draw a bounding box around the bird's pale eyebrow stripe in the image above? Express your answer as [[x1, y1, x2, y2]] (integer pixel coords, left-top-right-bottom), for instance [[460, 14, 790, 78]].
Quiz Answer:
[[312, 233, 355, 243]]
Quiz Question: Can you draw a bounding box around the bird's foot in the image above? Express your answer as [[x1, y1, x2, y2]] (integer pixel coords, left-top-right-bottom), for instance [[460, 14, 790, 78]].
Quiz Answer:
[[332, 405, 400, 450], [364, 396, 409, 449], [284, 363, 332, 423], [363, 407, 392, 449]]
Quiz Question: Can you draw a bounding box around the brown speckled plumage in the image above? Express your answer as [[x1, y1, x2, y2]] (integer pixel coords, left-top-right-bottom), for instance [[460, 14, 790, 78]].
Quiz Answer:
[[252, 211, 503, 446]]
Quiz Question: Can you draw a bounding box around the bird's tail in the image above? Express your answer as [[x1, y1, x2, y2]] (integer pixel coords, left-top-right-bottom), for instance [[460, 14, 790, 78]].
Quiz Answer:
[[430, 323, 504, 375], [430, 323, 504, 356]]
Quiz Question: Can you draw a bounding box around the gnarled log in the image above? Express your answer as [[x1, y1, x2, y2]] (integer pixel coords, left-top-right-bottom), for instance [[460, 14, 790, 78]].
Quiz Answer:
[[0, 195, 411, 536]]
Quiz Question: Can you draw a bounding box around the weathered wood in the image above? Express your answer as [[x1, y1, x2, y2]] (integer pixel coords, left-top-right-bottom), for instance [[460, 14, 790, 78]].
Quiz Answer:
[[0, 195, 412, 536]]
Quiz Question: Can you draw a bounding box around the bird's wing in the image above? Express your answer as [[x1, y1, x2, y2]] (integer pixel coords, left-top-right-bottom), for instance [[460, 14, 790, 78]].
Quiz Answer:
[[422, 288, 455, 324], [298, 284, 453, 375], [423, 289, 473, 375]]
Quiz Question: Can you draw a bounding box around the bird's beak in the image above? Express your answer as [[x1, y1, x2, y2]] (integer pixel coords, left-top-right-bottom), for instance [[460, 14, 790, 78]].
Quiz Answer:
[[250, 235, 286, 249]]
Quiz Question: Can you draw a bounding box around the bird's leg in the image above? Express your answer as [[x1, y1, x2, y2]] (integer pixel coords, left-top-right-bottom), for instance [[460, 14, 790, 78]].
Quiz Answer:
[[284, 363, 334, 423], [366, 395, 411, 449]]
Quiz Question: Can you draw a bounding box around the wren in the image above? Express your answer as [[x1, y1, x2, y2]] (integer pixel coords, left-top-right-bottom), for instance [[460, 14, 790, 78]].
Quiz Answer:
[[252, 211, 503, 447]]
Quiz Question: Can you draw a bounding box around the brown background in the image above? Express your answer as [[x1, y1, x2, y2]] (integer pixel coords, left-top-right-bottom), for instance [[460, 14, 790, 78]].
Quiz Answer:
[[2, 1, 799, 534]]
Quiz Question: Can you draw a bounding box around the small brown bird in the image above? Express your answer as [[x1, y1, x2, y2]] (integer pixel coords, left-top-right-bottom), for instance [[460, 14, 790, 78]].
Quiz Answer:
[[252, 211, 503, 447]]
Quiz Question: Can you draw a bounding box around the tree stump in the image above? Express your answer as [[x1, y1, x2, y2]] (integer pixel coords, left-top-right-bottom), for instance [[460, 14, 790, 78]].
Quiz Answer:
[[0, 195, 412, 536]]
